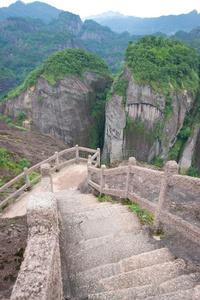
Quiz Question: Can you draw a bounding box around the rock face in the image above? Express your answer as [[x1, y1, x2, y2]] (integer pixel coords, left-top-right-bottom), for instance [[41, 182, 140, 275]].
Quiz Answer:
[[103, 67, 194, 163], [102, 94, 126, 163], [0, 71, 112, 147], [194, 129, 200, 175]]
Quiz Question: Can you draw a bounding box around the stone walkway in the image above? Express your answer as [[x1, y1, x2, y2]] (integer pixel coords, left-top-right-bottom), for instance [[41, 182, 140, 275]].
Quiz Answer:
[[1, 163, 200, 299], [56, 187, 200, 299], [0, 163, 87, 218]]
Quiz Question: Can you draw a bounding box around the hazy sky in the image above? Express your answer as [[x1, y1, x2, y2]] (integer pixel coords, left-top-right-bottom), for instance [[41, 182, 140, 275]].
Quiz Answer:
[[0, 0, 200, 19]]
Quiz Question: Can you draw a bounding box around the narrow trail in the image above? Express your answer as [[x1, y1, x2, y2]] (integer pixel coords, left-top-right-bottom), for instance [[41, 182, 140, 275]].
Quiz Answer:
[[0, 163, 87, 219]]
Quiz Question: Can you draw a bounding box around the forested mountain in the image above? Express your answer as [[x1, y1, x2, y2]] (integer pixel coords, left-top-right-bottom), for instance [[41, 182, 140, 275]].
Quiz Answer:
[[0, 13, 138, 96], [0, 0, 61, 23], [90, 10, 200, 35], [103, 36, 200, 175], [1, 1, 200, 99], [172, 27, 200, 53]]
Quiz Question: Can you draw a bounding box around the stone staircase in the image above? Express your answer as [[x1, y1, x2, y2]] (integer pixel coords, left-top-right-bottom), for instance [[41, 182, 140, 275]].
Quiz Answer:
[[56, 187, 200, 300]]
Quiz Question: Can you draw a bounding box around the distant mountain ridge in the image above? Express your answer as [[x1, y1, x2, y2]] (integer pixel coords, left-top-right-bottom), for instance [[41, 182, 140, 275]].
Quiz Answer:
[[87, 9, 200, 35], [0, 0, 62, 23]]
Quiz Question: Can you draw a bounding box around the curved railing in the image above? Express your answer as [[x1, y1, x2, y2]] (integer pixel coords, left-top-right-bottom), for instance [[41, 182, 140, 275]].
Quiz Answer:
[[88, 157, 200, 245], [0, 145, 100, 210]]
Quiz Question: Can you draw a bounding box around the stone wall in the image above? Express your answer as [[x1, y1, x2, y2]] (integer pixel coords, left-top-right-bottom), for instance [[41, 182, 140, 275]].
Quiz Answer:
[[10, 165, 62, 300]]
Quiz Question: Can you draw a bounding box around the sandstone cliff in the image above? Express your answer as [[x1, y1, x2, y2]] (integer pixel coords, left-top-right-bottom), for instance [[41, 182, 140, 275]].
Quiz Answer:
[[0, 71, 112, 148], [102, 67, 194, 164]]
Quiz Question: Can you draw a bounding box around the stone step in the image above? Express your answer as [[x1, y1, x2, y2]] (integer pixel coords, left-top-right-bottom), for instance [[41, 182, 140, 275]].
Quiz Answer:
[[120, 247, 174, 272], [70, 248, 174, 298], [87, 284, 156, 300], [67, 232, 156, 273], [100, 259, 186, 291], [64, 204, 139, 224], [88, 284, 200, 300], [157, 272, 200, 295], [57, 193, 113, 214], [72, 248, 174, 289], [146, 285, 200, 300]]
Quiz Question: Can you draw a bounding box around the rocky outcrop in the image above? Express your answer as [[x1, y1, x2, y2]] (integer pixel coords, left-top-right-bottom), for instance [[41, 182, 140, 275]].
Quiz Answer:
[[102, 94, 126, 163], [80, 20, 116, 45], [179, 125, 200, 173], [103, 67, 194, 163], [52, 12, 82, 35], [194, 129, 200, 175], [0, 71, 112, 148]]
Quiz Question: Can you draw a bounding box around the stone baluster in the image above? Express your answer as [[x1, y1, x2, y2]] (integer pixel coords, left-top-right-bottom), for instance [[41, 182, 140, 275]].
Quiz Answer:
[[125, 157, 136, 199], [97, 148, 100, 167], [55, 151, 60, 171], [100, 165, 106, 195], [87, 155, 92, 183], [40, 163, 53, 192], [154, 160, 179, 232], [76, 145, 79, 164], [24, 167, 30, 191]]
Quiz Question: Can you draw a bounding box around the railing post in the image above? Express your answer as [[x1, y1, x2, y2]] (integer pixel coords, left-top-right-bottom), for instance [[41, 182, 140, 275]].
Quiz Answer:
[[100, 165, 106, 195], [97, 148, 100, 167], [125, 157, 136, 199], [40, 163, 53, 192], [55, 151, 60, 171], [76, 145, 79, 164], [87, 155, 92, 183], [24, 167, 30, 191], [154, 160, 179, 232]]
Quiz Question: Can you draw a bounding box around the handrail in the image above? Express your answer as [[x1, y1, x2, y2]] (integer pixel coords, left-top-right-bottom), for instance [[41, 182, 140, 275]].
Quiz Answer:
[[0, 145, 100, 210], [87, 157, 200, 245]]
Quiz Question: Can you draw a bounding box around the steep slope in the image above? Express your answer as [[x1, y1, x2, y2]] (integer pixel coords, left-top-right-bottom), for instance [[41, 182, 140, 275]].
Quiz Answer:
[[0, 119, 67, 188], [102, 36, 200, 172], [0, 48, 113, 150]]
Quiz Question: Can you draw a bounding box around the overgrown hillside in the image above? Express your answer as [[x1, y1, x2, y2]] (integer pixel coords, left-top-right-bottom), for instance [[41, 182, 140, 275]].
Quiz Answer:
[[125, 35, 199, 95], [0, 13, 133, 96], [103, 35, 200, 175], [0, 48, 113, 152], [0, 119, 67, 187], [1, 2, 200, 98]]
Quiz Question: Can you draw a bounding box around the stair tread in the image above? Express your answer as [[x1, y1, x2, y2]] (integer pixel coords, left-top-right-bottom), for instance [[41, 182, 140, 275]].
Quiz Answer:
[[146, 285, 200, 300], [70, 248, 175, 298], [100, 259, 186, 291], [87, 284, 155, 300], [157, 272, 200, 294], [66, 232, 156, 273]]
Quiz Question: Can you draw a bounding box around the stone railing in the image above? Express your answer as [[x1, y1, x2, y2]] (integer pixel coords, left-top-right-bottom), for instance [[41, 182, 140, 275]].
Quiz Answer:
[[9, 146, 100, 299], [10, 164, 62, 299], [0, 145, 100, 210], [88, 157, 200, 245]]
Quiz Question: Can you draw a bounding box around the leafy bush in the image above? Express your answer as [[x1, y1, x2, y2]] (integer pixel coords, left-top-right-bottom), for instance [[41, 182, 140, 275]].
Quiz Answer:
[[125, 35, 199, 95], [155, 156, 164, 168], [17, 112, 27, 125], [187, 166, 199, 177]]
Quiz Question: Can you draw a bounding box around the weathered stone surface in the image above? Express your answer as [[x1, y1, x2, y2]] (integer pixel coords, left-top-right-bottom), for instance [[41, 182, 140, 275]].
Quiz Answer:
[[103, 67, 194, 163], [10, 193, 62, 300], [1, 71, 112, 147], [102, 94, 126, 163], [179, 125, 200, 173]]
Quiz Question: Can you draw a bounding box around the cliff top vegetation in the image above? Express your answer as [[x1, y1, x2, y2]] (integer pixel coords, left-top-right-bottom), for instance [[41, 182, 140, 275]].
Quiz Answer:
[[1, 48, 111, 101], [125, 35, 200, 95]]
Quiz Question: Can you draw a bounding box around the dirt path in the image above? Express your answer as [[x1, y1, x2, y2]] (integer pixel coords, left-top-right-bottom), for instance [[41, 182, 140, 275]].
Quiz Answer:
[[0, 163, 87, 219]]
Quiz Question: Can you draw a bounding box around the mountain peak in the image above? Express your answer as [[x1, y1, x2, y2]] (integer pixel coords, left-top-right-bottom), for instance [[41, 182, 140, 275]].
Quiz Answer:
[[83, 11, 127, 21]]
